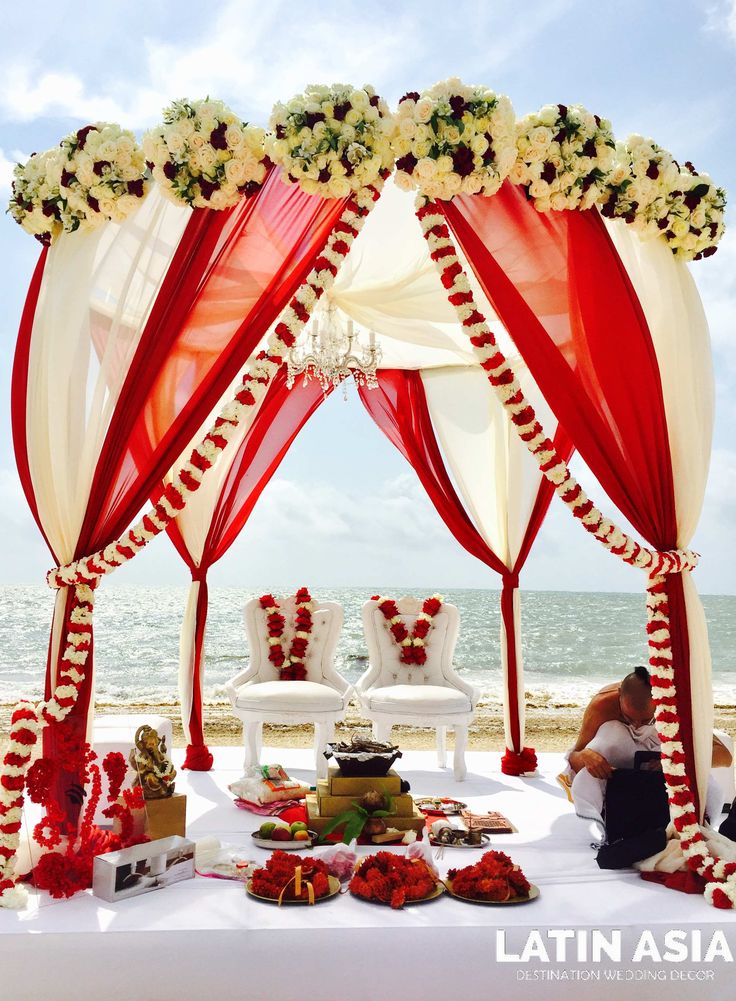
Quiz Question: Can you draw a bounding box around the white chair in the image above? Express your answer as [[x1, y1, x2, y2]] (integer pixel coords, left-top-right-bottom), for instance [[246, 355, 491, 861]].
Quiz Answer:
[[356, 597, 479, 780], [226, 596, 350, 780]]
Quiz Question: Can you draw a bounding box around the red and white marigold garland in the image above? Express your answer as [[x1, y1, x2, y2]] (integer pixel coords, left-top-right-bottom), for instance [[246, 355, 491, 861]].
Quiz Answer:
[[0, 172, 388, 908], [259, 587, 314, 680], [371, 594, 443, 666], [414, 195, 736, 909]]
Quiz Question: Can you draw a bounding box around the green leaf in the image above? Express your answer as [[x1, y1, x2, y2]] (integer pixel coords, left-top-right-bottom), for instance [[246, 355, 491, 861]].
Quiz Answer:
[[315, 807, 361, 844]]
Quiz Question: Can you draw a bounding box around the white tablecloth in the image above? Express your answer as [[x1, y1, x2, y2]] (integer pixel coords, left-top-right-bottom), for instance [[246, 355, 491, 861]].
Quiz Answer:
[[2, 748, 735, 1001]]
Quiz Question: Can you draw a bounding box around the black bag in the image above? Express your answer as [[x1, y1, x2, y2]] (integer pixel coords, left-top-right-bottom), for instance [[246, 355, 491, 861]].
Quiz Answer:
[[595, 768, 670, 869]]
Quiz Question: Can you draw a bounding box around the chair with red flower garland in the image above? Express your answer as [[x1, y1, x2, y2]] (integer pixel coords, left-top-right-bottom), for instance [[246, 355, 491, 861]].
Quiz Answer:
[[225, 593, 349, 779], [356, 596, 478, 780]]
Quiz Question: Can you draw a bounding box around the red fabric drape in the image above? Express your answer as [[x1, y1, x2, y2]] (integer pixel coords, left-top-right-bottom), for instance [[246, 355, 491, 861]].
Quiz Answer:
[[358, 369, 572, 769], [165, 367, 332, 767], [12, 169, 348, 817], [441, 184, 696, 806]]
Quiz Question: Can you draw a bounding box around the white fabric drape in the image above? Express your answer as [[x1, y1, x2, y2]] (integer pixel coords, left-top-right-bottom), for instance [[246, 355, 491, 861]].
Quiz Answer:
[[420, 363, 562, 752], [26, 188, 190, 564], [325, 181, 514, 369], [604, 217, 715, 813], [25, 188, 190, 694]]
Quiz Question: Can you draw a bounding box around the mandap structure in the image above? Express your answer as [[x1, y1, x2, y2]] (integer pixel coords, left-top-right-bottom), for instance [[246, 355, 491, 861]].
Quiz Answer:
[[2, 80, 731, 908]]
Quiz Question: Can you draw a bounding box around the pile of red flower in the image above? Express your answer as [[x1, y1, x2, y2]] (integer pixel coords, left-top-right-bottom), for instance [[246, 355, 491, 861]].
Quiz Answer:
[[447, 850, 531, 902], [350, 851, 438, 908], [250, 851, 332, 902]]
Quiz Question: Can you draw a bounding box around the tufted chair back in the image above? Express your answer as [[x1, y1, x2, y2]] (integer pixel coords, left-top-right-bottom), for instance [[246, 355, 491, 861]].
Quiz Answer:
[[361, 597, 460, 688], [244, 596, 344, 685]]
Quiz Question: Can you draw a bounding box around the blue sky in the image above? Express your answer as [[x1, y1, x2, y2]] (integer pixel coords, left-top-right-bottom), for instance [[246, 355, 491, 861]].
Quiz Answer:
[[0, 0, 734, 594]]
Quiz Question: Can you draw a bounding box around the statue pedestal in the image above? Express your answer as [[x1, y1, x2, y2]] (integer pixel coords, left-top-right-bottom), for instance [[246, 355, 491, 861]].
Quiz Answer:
[[114, 793, 187, 842], [145, 793, 187, 841]]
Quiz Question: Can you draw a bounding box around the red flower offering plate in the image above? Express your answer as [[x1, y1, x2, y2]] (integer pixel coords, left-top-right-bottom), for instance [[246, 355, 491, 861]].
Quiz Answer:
[[349, 852, 444, 909], [247, 850, 340, 905], [445, 850, 538, 905]]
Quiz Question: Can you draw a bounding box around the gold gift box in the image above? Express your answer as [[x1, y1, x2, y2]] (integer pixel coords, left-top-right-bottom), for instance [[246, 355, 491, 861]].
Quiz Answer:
[[326, 767, 402, 796], [306, 794, 426, 837], [317, 780, 415, 817]]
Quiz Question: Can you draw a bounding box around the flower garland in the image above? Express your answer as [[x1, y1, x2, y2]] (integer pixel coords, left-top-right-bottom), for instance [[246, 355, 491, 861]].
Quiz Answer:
[[599, 138, 726, 261], [350, 851, 439, 909], [370, 594, 443, 666], [258, 587, 313, 680], [9, 123, 148, 245], [29, 742, 146, 900], [415, 195, 735, 908], [267, 83, 394, 198], [509, 103, 615, 211], [143, 98, 268, 209], [0, 169, 388, 908], [392, 78, 516, 200], [6, 81, 726, 260]]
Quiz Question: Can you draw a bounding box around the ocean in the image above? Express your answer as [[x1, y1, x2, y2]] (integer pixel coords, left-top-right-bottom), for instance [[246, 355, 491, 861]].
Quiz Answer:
[[2, 585, 734, 710]]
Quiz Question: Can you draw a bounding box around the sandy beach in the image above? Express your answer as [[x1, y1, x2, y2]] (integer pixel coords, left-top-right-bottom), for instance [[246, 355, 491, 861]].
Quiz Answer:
[[5, 697, 733, 755]]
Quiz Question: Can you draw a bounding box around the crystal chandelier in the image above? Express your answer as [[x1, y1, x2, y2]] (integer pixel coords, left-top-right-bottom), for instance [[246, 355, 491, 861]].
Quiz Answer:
[[285, 300, 381, 396]]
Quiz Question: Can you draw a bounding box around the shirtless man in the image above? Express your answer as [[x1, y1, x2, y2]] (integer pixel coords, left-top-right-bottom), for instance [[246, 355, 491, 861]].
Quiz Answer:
[[561, 665, 731, 788]]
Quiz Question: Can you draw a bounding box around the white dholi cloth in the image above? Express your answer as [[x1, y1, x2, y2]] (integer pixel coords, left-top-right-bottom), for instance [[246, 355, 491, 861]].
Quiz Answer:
[[571, 720, 661, 838]]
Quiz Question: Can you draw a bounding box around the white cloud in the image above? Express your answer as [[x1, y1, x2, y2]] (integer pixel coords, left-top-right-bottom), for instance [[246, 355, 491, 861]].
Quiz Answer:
[[0, 0, 577, 130], [704, 0, 736, 42]]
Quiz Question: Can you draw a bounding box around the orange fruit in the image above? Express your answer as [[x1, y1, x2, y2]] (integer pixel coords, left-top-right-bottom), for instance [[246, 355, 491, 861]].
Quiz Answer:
[[293, 830, 310, 842]]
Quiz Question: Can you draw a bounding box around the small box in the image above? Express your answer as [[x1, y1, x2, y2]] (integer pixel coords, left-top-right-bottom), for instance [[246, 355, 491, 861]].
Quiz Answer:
[[317, 780, 415, 817], [93, 835, 195, 902], [144, 793, 187, 840], [306, 794, 425, 837], [327, 767, 402, 797]]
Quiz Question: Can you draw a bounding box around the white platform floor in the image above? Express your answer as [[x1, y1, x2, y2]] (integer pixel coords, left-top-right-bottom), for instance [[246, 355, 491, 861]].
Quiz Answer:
[[2, 747, 735, 1001]]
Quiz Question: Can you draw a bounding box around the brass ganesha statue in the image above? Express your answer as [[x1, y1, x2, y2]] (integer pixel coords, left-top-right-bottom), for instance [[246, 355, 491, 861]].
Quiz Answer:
[[129, 724, 177, 799]]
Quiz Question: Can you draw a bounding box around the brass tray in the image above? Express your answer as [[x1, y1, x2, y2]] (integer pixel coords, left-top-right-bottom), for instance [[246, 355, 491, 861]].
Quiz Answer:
[[246, 874, 341, 904], [445, 878, 540, 905]]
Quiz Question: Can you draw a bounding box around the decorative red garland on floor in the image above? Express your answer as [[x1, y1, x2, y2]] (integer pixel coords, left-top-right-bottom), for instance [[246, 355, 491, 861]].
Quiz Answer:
[[30, 737, 147, 900], [259, 587, 314, 680], [371, 594, 443, 666]]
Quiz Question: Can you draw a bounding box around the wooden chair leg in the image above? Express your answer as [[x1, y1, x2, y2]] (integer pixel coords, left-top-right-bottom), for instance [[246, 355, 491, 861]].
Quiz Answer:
[[244, 722, 260, 772], [436, 725, 447, 768], [453, 725, 468, 781]]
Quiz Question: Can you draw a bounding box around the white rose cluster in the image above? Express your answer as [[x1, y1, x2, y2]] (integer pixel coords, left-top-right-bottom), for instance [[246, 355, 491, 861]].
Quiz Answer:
[[599, 136, 680, 238], [510, 103, 616, 211], [599, 137, 726, 260], [143, 98, 267, 209], [391, 77, 516, 200], [662, 166, 726, 261], [266, 83, 394, 197], [8, 148, 65, 245], [9, 123, 148, 243]]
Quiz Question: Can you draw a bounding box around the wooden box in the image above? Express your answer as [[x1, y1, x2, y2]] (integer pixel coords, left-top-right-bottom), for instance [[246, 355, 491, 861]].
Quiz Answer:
[[145, 793, 187, 840], [327, 767, 402, 797], [306, 794, 425, 837], [115, 793, 188, 842], [317, 780, 415, 817]]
